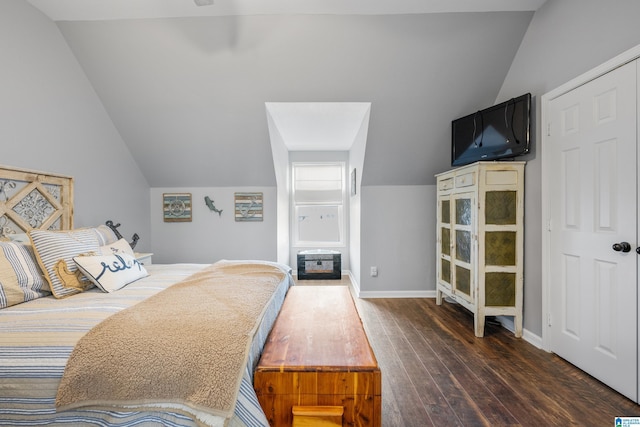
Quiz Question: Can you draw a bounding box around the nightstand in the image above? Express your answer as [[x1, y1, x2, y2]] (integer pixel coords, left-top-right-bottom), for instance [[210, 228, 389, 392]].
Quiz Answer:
[[134, 252, 153, 265]]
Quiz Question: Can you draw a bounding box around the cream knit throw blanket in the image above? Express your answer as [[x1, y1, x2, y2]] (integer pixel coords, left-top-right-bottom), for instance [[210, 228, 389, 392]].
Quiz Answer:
[[56, 260, 286, 425]]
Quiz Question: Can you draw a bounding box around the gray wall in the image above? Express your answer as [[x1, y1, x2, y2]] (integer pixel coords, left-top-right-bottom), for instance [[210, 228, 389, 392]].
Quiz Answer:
[[360, 185, 436, 297], [496, 0, 640, 337], [0, 0, 151, 251], [55, 12, 532, 189], [150, 187, 276, 264]]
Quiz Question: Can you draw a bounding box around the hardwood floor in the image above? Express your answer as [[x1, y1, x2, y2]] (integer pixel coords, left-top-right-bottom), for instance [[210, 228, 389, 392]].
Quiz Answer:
[[294, 276, 640, 426]]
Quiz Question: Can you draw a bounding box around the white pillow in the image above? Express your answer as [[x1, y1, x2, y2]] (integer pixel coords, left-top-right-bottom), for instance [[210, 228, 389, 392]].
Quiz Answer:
[[100, 238, 135, 257], [94, 224, 119, 245], [74, 253, 148, 293]]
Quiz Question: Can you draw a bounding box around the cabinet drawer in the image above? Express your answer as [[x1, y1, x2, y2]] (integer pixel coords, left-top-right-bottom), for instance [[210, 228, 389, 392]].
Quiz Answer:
[[455, 172, 476, 188], [485, 170, 518, 186], [438, 177, 454, 191]]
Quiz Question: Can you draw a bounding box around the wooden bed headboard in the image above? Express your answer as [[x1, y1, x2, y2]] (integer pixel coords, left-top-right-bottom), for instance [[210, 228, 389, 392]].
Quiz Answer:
[[0, 165, 74, 238]]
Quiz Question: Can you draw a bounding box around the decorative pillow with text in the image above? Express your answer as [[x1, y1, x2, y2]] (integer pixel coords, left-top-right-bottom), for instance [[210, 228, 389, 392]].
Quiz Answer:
[[74, 253, 148, 293], [100, 238, 135, 257]]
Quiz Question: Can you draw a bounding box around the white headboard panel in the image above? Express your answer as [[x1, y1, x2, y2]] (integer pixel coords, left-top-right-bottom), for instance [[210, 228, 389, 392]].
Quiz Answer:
[[0, 165, 74, 238]]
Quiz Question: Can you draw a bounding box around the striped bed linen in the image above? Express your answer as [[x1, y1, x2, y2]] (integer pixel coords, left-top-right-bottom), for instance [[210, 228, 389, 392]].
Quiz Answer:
[[0, 262, 293, 427]]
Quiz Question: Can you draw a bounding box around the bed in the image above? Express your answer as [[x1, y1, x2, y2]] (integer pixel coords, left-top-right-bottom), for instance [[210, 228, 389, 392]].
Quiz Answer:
[[0, 165, 293, 426]]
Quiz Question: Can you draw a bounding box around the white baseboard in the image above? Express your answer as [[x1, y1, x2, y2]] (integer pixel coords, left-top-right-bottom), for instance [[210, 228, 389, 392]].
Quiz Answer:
[[521, 328, 543, 349], [496, 315, 543, 349], [357, 290, 436, 298], [343, 275, 545, 348], [346, 271, 437, 298], [346, 270, 360, 295]]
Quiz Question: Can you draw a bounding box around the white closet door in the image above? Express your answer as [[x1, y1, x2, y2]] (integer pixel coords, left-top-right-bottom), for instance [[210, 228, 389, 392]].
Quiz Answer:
[[547, 60, 638, 401]]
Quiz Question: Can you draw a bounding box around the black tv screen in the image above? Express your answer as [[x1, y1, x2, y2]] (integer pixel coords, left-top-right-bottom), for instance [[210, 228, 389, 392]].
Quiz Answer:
[[452, 93, 531, 167]]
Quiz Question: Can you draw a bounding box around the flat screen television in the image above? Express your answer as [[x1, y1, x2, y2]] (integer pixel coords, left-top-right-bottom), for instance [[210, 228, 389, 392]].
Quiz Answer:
[[451, 93, 531, 167]]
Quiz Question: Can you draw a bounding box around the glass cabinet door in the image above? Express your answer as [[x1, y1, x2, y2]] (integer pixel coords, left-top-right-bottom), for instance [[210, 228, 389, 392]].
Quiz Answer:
[[437, 197, 452, 288], [452, 193, 475, 303]]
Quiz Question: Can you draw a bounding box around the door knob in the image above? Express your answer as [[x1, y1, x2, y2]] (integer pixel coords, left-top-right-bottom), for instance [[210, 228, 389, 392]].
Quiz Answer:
[[636, 247, 640, 255], [612, 242, 631, 252]]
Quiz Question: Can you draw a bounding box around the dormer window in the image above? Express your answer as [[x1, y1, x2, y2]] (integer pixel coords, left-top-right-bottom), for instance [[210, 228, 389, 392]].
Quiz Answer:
[[292, 162, 345, 247]]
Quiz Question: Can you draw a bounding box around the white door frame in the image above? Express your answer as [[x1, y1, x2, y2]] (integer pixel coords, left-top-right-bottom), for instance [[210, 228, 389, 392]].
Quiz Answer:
[[541, 43, 640, 352]]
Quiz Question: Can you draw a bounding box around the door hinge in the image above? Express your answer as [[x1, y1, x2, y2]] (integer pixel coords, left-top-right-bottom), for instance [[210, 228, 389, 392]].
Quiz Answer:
[[547, 313, 553, 327], [546, 219, 552, 231], [547, 123, 551, 137]]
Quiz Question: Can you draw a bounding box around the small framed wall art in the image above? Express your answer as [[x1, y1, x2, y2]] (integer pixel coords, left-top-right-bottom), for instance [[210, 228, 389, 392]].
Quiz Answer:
[[351, 168, 357, 196], [235, 192, 263, 222], [163, 193, 192, 222]]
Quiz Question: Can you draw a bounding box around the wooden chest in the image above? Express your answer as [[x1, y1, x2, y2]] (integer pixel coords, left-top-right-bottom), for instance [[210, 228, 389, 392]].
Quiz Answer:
[[254, 286, 381, 427], [296, 250, 342, 280]]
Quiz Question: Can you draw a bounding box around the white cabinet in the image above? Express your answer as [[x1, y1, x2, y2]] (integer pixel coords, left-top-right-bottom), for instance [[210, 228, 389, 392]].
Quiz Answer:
[[435, 161, 525, 337], [135, 252, 153, 265]]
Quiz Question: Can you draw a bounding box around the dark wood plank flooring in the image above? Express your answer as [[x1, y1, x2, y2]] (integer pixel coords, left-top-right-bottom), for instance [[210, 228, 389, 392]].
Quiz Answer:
[[293, 276, 640, 425], [352, 296, 640, 426]]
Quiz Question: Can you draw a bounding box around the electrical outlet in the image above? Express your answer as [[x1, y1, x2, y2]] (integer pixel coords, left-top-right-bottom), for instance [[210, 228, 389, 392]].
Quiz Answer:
[[370, 266, 378, 277]]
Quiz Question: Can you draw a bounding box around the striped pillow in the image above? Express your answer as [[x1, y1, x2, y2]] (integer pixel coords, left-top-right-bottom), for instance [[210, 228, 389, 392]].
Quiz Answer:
[[29, 229, 101, 299], [0, 242, 50, 309]]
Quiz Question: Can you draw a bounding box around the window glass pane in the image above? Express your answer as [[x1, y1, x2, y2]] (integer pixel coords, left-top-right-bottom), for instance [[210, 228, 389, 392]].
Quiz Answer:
[[456, 198, 472, 225], [296, 205, 341, 243], [456, 230, 471, 263], [292, 162, 345, 246]]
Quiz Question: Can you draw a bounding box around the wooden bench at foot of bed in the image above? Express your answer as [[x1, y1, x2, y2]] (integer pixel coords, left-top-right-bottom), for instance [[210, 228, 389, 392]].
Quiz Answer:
[[254, 286, 381, 427]]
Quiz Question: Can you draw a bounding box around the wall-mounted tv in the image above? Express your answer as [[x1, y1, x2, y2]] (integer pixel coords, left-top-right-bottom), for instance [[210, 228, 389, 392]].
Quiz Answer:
[[451, 93, 531, 167]]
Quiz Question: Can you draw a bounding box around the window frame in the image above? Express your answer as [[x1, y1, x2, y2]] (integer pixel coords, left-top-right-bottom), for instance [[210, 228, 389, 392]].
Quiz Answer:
[[291, 161, 346, 248]]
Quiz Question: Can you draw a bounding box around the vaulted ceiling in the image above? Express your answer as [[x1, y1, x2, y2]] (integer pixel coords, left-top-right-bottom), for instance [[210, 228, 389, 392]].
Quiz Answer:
[[27, 0, 546, 21], [26, 0, 542, 187]]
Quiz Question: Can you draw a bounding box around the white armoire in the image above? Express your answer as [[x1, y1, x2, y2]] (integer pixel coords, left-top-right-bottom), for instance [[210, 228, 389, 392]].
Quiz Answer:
[[435, 161, 525, 338]]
